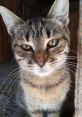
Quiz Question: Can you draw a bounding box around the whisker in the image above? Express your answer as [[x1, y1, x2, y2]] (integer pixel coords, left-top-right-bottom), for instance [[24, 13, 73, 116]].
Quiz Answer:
[[7, 75, 20, 96], [65, 62, 77, 70], [8, 70, 20, 78], [67, 64, 77, 69], [68, 66, 77, 71], [70, 49, 77, 54], [66, 61, 77, 65], [20, 70, 26, 77], [7, 69, 25, 94], [63, 67, 76, 75], [8, 67, 20, 76], [4, 68, 20, 91], [4, 73, 19, 94], [66, 61, 77, 64]]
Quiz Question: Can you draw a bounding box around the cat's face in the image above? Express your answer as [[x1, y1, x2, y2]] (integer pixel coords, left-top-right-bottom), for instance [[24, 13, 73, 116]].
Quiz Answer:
[[13, 18, 70, 76], [0, 0, 70, 76]]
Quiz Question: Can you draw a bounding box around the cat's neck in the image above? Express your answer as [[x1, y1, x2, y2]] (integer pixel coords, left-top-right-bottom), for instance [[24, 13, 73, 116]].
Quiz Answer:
[[20, 67, 69, 89]]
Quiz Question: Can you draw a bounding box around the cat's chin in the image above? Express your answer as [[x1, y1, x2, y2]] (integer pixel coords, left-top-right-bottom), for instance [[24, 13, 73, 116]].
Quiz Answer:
[[29, 65, 54, 77], [21, 64, 54, 77], [33, 69, 53, 77]]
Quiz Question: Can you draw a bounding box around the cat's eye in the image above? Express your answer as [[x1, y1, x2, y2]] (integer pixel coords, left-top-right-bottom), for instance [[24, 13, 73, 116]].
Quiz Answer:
[[21, 44, 32, 51], [47, 39, 59, 48]]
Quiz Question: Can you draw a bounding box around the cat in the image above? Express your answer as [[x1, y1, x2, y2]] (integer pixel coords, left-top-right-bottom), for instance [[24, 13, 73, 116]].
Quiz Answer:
[[0, 0, 70, 117]]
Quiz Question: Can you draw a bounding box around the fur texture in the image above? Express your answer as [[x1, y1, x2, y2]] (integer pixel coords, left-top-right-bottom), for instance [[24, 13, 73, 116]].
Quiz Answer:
[[0, 0, 70, 116]]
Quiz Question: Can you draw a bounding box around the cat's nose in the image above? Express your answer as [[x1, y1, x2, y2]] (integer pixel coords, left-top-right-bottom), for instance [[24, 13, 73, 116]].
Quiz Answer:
[[34, 50, 48, 68], [37, 58, 45, 67]]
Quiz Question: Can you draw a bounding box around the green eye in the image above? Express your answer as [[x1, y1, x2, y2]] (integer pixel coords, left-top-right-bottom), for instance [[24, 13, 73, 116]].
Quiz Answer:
[[47, 39, 59, 48], [21, 44, 32, 51]]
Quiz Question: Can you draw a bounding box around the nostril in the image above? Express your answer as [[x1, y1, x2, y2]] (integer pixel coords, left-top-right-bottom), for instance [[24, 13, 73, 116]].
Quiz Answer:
[[37, 60, 45, 67]]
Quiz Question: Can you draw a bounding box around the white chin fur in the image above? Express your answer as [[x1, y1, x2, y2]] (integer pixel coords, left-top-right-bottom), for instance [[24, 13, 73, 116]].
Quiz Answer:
[[32, 64, 54, 77]]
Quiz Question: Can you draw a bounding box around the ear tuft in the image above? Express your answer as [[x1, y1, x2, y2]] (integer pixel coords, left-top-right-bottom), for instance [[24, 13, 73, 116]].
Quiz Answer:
[[47, 0, 69, 26], [0, 6, 24, 35]]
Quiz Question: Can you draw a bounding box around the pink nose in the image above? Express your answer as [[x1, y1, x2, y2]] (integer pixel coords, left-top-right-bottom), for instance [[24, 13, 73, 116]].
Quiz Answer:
[[37, 58, 45, 67], [34, 50, 48, 68]]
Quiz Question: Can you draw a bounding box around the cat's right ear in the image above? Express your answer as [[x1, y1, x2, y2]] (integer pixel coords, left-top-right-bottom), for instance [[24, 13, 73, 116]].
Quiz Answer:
[[47, 0, 69, 26], [0, 6, 24, 36]]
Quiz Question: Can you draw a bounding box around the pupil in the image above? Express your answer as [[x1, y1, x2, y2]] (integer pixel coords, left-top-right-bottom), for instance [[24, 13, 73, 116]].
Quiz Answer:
[[48, 39, 59, 48], [21, 45, 31, 51], [52, 40, 55, 45]]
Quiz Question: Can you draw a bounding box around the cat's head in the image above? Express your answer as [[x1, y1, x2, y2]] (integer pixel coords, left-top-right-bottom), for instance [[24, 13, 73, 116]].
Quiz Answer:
[[0, 0, 70, 77]]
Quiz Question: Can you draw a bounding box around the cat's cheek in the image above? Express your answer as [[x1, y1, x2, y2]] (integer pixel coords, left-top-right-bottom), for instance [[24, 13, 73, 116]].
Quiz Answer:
[[54, 55, 67, 69], [57, 53, 66, 60], [14, 53, 28, 68], [14, 53, 23, 61], [18, 60, 27, 70], [59, 42, 69, 55]]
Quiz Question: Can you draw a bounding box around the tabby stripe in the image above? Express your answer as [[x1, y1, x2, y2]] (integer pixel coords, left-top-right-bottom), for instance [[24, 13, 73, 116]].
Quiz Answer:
[[31, 110, 58, 114], [24, 76, 66, 90]]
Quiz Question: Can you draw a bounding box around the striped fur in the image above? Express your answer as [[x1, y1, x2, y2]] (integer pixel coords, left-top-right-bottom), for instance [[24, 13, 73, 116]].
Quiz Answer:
[[0, 0, 70, 117]]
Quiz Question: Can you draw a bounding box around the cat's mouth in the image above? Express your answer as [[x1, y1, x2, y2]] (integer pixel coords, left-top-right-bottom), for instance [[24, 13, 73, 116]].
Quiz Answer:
[[32, 64, 54, 77]]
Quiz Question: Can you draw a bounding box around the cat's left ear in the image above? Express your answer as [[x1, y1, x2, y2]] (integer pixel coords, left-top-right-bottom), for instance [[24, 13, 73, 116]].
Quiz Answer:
[[47, 0, 69, 26], [0, 6, 24, 35]]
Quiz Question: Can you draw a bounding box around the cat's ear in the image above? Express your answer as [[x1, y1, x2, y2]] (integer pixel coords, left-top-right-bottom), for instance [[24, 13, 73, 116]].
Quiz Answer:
[[47, 0, 69, 26], [0, 6, 24, 35]]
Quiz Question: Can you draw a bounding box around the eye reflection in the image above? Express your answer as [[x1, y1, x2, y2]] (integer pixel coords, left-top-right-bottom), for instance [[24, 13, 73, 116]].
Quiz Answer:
[[47, 39, 59, 48], [21, 44, 33, 51]]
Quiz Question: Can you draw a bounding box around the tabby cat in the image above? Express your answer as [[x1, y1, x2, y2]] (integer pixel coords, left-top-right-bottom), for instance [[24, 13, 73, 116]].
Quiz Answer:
[[0, 0, 70, 116]]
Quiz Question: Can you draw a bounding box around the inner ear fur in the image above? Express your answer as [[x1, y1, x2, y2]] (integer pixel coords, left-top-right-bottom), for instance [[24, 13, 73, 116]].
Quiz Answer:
[[47, 0, 69, 26], [0, 6, 24, 35]]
